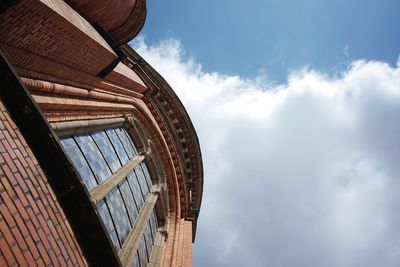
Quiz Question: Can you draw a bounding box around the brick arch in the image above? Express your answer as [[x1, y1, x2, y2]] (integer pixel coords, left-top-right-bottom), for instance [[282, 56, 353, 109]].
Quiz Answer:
[[42, 100, 186, 266], [128, 103, 181, 217], [128, 102, 189, 267]]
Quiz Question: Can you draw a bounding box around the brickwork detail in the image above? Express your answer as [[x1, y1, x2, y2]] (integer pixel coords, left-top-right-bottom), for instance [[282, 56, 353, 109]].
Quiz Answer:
[[22, 77, 137, 105], [0, 2, 147, 96], [0, 0, 116, 75], [31, 94, 133, 111], [178, 220, 193, 267], [65, 0, 136, 33], [160, 218, 193, 267], [0, 1, 200, 265], [144, 98, 186, 216], [0, 101, 87, 266]]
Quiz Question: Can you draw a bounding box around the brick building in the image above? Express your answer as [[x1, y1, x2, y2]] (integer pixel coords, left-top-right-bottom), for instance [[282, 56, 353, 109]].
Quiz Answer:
[[0, 1, 203, 266]]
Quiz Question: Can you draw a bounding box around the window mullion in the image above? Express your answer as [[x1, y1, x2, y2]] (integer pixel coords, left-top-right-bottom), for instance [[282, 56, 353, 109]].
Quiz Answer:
[[118, 185, 160, 267], [72, 136, 123, 249], [90, 155, 145, 204]]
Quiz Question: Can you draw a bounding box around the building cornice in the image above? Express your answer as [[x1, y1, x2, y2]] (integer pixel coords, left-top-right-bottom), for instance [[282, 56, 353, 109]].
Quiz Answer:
[[120, 44, 203, 241]]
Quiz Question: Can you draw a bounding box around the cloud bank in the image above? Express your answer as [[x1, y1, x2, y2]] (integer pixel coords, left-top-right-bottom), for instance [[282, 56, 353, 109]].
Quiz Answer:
[[131, 38, 400, 267]]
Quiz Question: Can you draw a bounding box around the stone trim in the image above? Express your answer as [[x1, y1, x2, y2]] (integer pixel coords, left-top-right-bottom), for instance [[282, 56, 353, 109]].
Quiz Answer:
[[119, 185, 160, 266], [90, 155, 145, 204], [51, 117, 125, 137], [120, 44, 203, 241]]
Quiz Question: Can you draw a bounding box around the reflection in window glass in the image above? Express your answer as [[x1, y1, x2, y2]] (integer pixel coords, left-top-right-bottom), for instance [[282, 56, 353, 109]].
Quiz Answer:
[[140, 163, 152, 192], [127, 171, 145, 210], [61, 138, 98, 190], [116, 128, 137, 159], [91, 130, 141, 236], [91, 131, 121, 173], [75, 135, 111, 183], [131, 252, 140, 267], [144, 223, 153, 258], [61, 127, 157, 257], [138, 215, 157, 267], [135, 167, 149, 197], [97, 200, 120, 250], [122, 128, 138, 155], [119, 180, 138, 225], [149, 209, 158, 241], [106, 129, 129, 164], [105, 188, 131, 244], [138, 235, 148, 266]]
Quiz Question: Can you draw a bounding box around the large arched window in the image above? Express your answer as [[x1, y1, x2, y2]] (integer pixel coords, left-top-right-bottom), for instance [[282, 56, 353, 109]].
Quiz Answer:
[[59, 124, 163, 267]]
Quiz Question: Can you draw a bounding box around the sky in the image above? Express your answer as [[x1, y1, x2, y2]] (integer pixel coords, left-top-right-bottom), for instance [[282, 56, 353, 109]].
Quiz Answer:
[[132, 1, 400, 266], [140, 0, 400, 82]]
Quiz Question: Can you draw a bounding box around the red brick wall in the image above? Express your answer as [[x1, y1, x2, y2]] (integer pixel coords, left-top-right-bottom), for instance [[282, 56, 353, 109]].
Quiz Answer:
[[65, 0, 136, 32], [178, 220, 193, 267], [0, 101, 87, 266], [0, 0, 116, 76], [161, 218, 193, 267], [0, 1, 198, 266]]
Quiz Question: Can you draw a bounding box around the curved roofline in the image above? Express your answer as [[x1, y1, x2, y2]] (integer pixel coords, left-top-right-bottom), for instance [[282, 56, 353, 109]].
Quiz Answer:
[[66, 0, 147, 45], [119, 44, 204, 241], [110, 0, 147, 44]]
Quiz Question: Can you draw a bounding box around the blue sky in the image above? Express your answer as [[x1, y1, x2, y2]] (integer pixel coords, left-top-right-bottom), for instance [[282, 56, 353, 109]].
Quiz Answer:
[[141, 0, 399, 82], [134, 1, 400, 266]]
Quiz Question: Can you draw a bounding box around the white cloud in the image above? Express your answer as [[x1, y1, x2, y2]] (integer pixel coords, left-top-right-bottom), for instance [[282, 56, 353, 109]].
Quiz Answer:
[[131, 37, 400, 267], [344, 44, 350, 57]]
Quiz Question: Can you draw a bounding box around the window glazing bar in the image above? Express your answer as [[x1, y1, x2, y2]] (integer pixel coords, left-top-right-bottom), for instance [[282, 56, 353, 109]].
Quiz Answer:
[[51, 117, 125, 137], [119, 185, 160, 267], [90, 155, 145, 204]]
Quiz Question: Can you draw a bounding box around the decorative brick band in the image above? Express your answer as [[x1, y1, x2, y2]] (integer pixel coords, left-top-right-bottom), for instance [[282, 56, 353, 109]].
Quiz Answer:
[[0, 49, 121, 267]]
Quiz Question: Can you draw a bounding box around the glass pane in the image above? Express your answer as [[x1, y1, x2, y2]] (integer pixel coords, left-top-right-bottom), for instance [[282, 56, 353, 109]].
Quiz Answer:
[[119, 179, 138, 225], [149, 209, 158, 241], [61, 138, 98, 191], [122, 128, 138, 155], [131, 252, 140, 267], [138, 235, 148, 266], [91, 131, 121, 173], [75, 135, 111, 183], [96, 200, 120, 250], [140, 163, 153, 191], [127, 171, 145, 210], [135, 166, 149, 197], [106, 129, 129, 164], [115, 128, 137, 159], [144, 222, 153, 258], [62, 127, 157, 255], [105, 188, 131, 244]]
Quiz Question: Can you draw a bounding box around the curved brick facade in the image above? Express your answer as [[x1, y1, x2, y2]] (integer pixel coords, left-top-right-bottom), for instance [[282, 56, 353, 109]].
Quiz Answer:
[[0, 1, 202, 266], [0, 101, 87, 266]]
